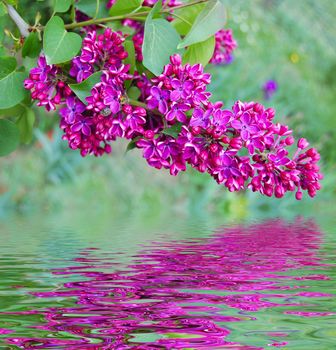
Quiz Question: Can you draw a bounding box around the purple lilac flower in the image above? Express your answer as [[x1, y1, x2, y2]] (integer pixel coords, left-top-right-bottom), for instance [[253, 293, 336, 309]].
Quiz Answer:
[[166, 102, 190, 122], [170, 79, 194, 101], [147, 86, 170, 114], [231, 112, 260, 141], [24, 56, 72, 111], [190, 108, 212, 129], [59, 96, 86, 124], [69, 57, 93, 83], [263, 80, 278, 100]]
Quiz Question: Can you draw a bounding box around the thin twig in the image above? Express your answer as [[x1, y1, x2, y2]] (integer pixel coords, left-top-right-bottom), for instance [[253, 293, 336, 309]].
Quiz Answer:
[[7, 5, 30, 37], [51, 0, 209, 31]]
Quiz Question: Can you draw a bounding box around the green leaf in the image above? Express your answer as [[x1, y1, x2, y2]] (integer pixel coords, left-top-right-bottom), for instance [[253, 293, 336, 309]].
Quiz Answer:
[[125, 138, 139, 153], [22, 32, 42, 58], [178, 0, 226, 48], [172, 2, 206, 36], [0, 56, 16, 77], [0, 56, 27, 109], [54, 0, 72, 13], [0, 119, 20, 156], [127, 86, 141, 100], [124, 39, 136, 74], [0, 103, 26, 117], [16, 108, 35, 144], [3, 0, 17, 5], [76, 0, 109, 17], [109, 0, 143, 16], [183, 36, 215, 66], [143, 5, 181, 75], [69, 71, 102, 104], [0, 2, 7, 17], [162, 122, 182, 138], [124, 39, 136, 88], [43, 16, 82, 65]]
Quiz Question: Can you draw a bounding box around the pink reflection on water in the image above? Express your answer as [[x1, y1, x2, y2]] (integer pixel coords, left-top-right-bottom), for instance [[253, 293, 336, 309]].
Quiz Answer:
[[2, 218, 334, 349]]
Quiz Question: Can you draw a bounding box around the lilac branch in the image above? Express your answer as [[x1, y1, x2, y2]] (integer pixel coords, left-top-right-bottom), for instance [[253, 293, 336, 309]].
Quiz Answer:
[[6, 5, 30, 37]]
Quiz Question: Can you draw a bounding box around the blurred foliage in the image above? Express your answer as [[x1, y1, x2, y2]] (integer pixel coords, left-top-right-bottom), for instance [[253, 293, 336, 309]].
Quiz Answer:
[[0, 0, 335, 216]]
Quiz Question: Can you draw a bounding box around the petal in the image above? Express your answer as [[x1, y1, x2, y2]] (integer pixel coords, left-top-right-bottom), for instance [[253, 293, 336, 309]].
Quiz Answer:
[[183, 80, 194, 92], [147, 98, 158, 110], [171, 79, 181, 89], [248, 125, 259, 134], [110, 100, 120, 114], [170, 90, 181, 102], [71, 122, 83, 133], [241, 112, 251, 124], [192, 108, 203, 119], [176, 110, 187, 123], [241, 129, 249, 141], [158, 100, 168, 114], [231, 119, 242, 129], [144, 146, 155, 159], [150, 86, 161, 98], [165, 109, 176, 121], [82, 124, 91, 136]]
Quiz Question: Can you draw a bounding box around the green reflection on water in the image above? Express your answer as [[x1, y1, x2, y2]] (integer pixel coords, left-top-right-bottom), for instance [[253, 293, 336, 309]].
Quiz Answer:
[[0, 204, 335, 349]]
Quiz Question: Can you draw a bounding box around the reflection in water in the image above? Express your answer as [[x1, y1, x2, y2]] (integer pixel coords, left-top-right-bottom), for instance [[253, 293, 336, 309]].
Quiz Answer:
[[2, 219, 335, 349]]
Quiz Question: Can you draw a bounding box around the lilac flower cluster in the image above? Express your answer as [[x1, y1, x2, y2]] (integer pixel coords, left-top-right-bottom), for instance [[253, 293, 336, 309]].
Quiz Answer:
[[136, 55, 322, 199], [59, 29, 147, 157], [25, 29, 144, 156], [23, 56, 72, 111], [69, 29, 128, 82], [24, 22, 321, 199], [210, 29, 238, 65]]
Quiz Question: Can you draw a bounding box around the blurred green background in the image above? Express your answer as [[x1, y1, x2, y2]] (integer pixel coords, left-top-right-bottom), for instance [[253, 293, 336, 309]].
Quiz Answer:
[[0, 0, 335, 219]]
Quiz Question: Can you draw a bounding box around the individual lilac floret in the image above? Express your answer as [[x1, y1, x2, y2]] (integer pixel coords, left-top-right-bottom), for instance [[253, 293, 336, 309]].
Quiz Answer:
[[210, 29, 238, 65], [69, 57, 93, 83], [263, 80, 278, 100], [59, 96, 86, 124]]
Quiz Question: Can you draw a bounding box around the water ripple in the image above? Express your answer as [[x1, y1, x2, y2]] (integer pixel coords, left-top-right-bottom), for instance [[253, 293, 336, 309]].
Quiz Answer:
[[0, 218, 335, 349]]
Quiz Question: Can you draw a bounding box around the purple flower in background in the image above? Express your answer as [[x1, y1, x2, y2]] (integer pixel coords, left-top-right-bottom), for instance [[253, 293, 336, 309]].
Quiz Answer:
[[263, 80, 278, 100], [210, 29, 237, 65]]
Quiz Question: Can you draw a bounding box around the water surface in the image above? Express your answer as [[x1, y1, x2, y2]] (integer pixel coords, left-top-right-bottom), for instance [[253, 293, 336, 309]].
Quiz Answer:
[[0, 214, 335, 349]]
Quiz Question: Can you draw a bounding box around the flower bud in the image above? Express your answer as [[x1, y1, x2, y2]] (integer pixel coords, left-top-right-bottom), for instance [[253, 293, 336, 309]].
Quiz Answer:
[[295, 190, 303, 200], [297, 138, 309, 149], [229, 137, 242, 149], [191, 126, 201, 135], [210, 143, 219, 153], [170, 54, 182, 66], [144, 130, 155, 139], [285, 136, 295, 145], [122, 104, 133, 114]]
